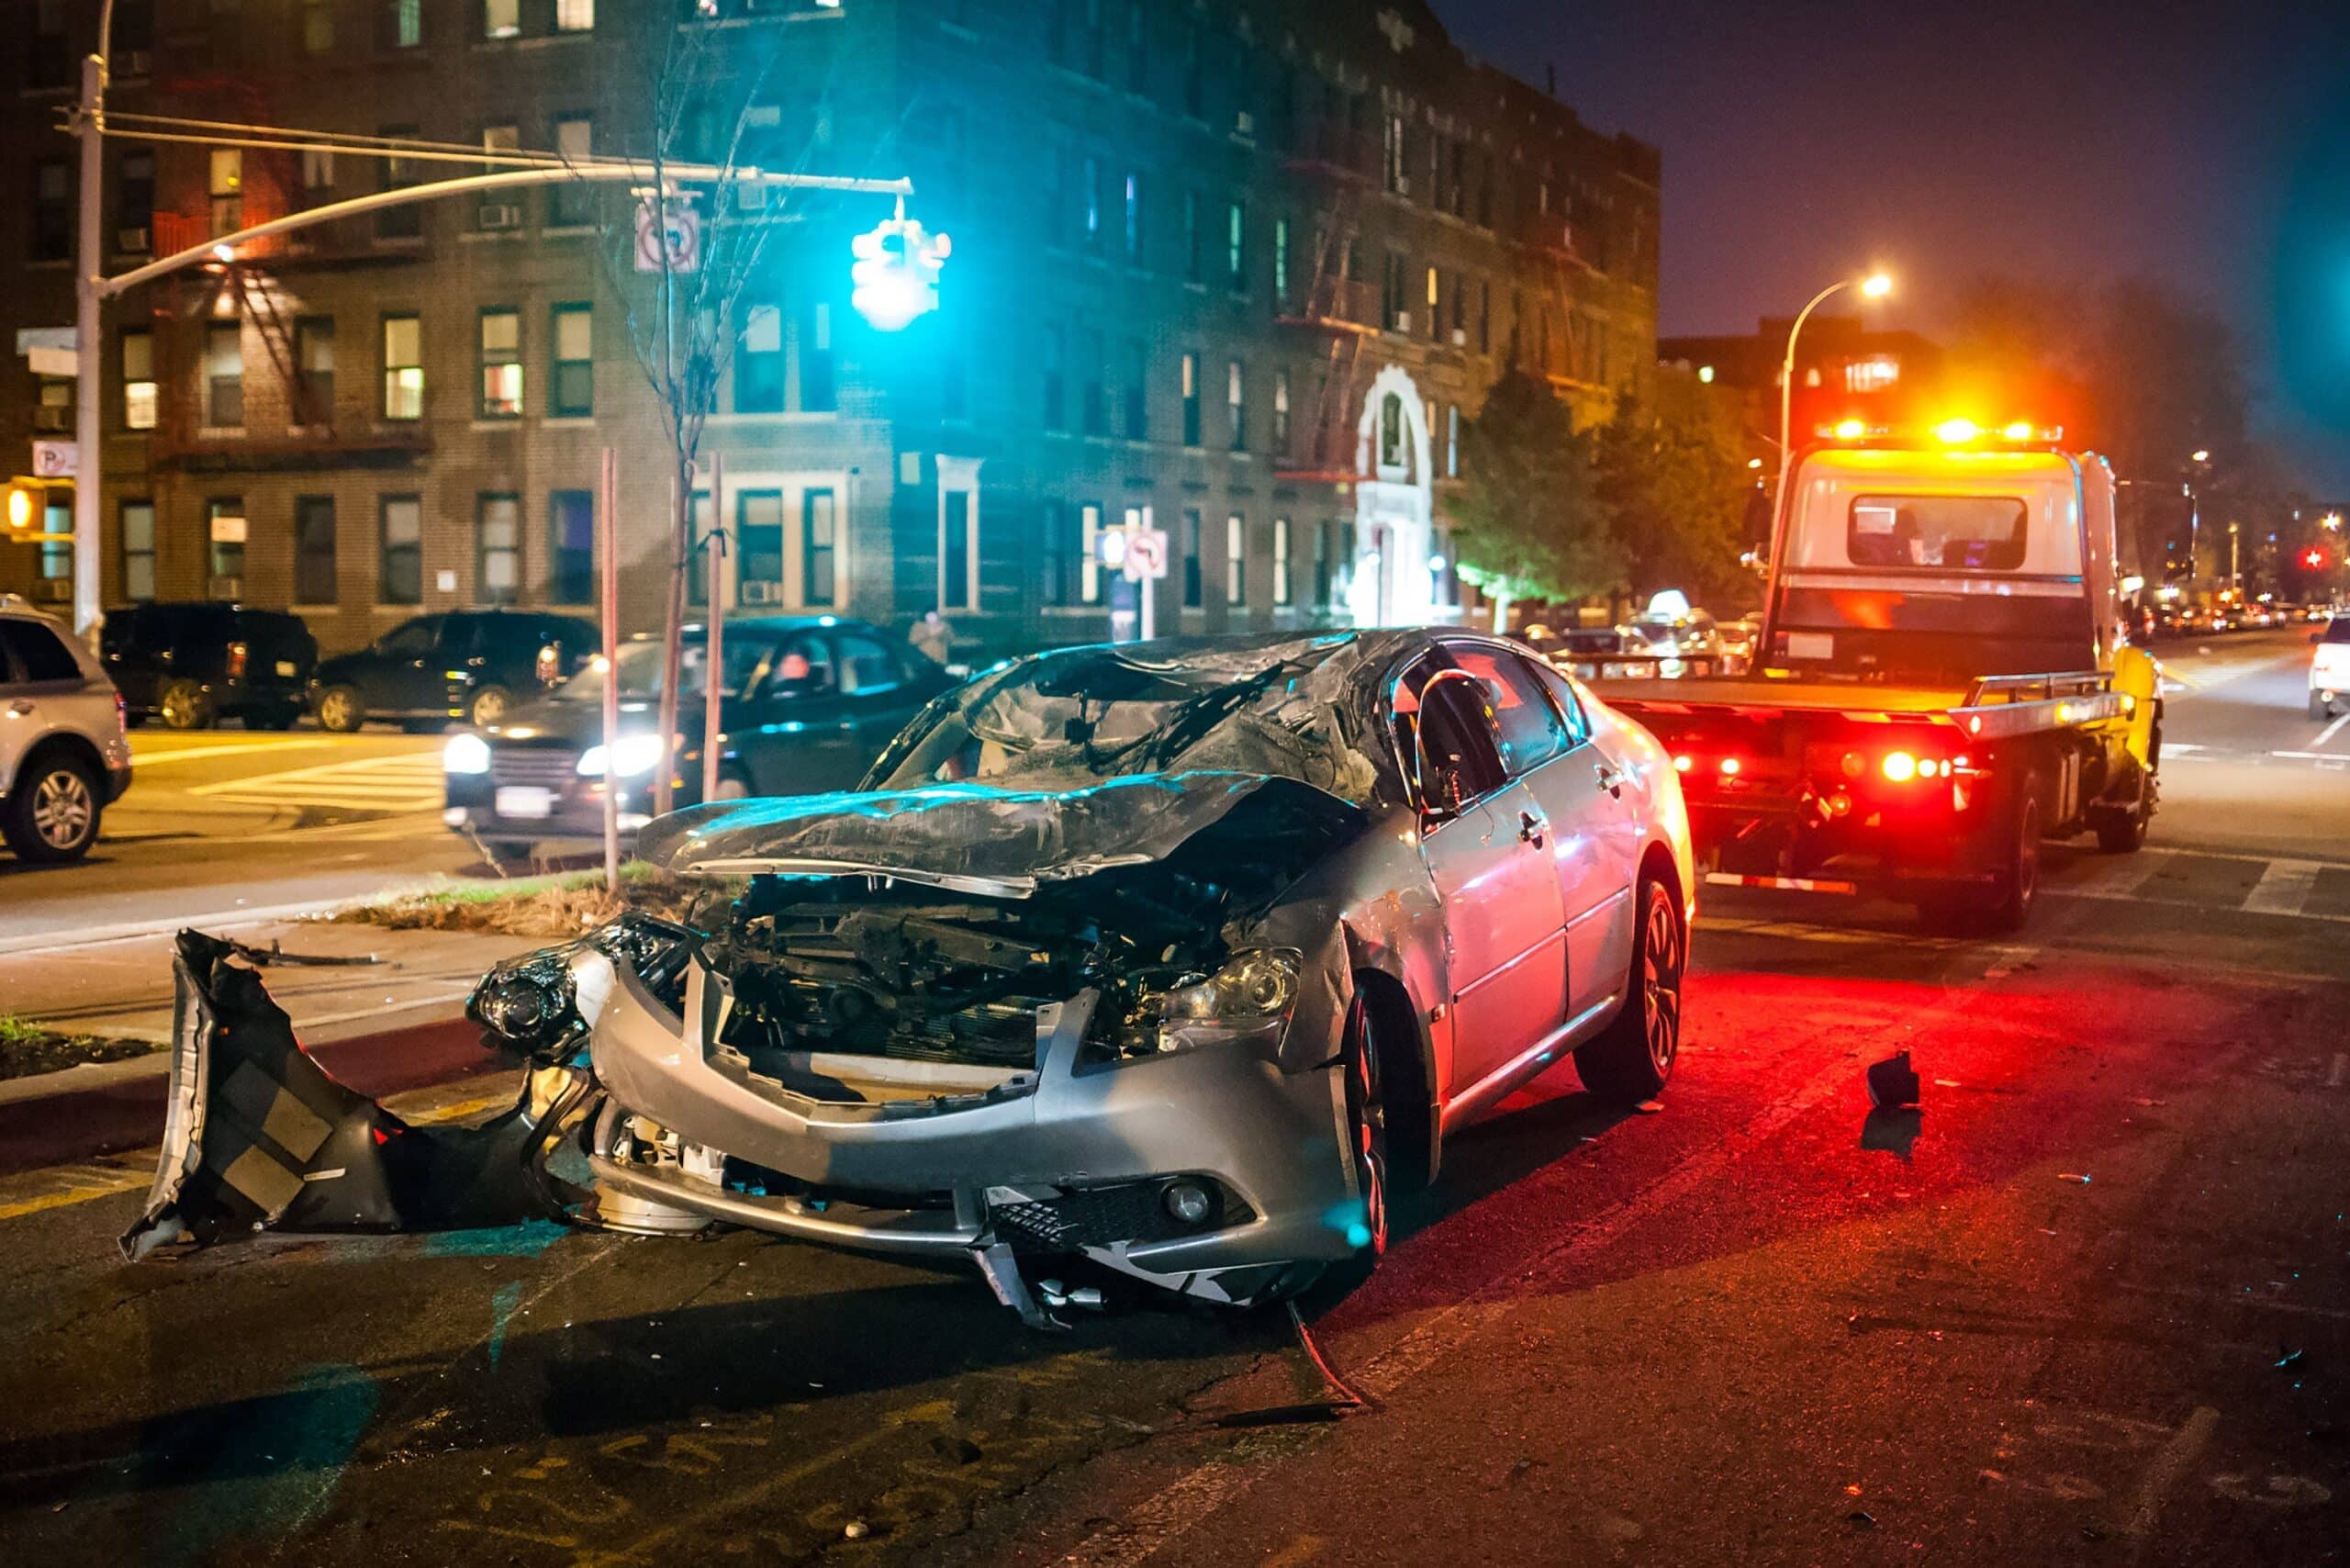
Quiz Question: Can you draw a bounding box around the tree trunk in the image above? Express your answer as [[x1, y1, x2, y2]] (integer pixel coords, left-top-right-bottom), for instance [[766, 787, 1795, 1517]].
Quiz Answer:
[[652, 457, 690, 819], [1490, 588, 1513, 635]]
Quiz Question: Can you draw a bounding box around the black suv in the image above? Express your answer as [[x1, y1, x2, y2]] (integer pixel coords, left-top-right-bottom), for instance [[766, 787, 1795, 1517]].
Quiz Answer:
[[310, 610, 598, 732], [443, 616, 956, 857], [99, 601, 319, 730]]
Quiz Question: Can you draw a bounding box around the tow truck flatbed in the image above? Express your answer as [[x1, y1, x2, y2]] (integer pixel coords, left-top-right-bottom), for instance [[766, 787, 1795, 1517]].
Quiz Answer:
[[1593, 670, 2132, 741]]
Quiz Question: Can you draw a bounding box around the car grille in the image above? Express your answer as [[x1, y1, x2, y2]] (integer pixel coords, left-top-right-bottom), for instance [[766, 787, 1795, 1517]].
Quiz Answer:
[[489, 747, 580, 789], [990, 1181, 1247, 1255]]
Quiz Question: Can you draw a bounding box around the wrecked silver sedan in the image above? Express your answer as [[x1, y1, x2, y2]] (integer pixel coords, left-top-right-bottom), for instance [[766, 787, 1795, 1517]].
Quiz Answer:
[[124, 630, 1695, 1322]]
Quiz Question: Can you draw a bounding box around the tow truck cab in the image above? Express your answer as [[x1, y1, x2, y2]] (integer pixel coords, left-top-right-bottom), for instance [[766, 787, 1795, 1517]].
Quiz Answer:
[[1592, 430, 2162, 932]]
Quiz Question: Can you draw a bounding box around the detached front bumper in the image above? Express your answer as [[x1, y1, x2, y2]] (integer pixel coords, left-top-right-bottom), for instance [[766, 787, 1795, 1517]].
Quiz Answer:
[[578, 947, 1362, 1306]]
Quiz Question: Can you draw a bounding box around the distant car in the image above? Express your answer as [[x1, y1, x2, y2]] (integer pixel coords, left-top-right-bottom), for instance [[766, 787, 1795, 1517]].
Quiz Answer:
[[309, 609, 597, 732], [442, 615, 956, 857], [0, 598, 132, 864], [2311, 617, 2350, 720], [1624, 610, 1721, 662], [1716, 618, 1759, 675], [99, 601, 317, 730]]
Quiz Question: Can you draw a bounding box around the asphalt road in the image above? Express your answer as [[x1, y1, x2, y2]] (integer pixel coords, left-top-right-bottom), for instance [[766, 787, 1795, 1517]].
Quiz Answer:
[[0, 630, 2341, 1565], [0, 726, 474, 948]]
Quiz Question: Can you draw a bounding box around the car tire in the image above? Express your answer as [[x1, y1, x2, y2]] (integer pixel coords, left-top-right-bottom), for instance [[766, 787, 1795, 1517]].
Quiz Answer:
[[2, 751, 104, 864], [157, 678, 214, 730], [1984, 779, 2043, 933], [468, 684, 513, 727], [1337, 991, 1390, 1260], [2314, 693, 2333, 722], [1573, 874, 1685, 1106], [316, 684, 365, 733], [248, 702, 302, 732]]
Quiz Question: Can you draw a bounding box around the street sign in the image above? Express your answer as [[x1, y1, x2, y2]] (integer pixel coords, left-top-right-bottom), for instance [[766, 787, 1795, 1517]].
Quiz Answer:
[[1123, 524, 1169, 582], [634, 199, 701, 274], [30, 440, 76, 479]]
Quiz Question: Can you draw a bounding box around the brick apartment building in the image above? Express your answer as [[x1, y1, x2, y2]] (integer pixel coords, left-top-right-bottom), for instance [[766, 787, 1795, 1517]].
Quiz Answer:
[[1659, 316, 1947, 468], [3, 0, 1659, 658]]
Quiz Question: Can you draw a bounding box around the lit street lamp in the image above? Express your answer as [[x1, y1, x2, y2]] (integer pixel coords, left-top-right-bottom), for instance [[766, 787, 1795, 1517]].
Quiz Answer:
[[1779, 271, 1892, 473]]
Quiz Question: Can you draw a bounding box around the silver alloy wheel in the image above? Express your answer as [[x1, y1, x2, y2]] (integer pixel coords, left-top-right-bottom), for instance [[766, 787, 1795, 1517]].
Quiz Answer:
[[159, 681, 205, 729], [30, 767, 95, 851], [470, 687, 509, 726], [1341, 993, 1389, 1256], [318, 689, 357, 731], [1641, 885, 1684, 1076]]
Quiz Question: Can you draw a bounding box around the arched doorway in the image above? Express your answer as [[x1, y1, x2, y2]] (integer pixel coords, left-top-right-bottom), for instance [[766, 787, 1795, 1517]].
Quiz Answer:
[[1347, 364, 1444, 626]]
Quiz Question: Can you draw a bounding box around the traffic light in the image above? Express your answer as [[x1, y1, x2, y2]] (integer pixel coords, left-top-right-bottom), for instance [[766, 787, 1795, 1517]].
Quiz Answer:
[[850, 214, 950, 331], [6, 478, 44, 538], [2304, 546, 2330, 571]]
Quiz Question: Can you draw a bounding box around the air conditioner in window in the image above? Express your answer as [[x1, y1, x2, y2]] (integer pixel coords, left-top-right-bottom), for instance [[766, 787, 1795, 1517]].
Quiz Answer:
[[478, 204, 523, 230], [1393, 311, 1412, 333], [739, 580, 783, 605], [117, 225, 151, 253], [32, 579, 72, 603], [209, 577, 244, 601]]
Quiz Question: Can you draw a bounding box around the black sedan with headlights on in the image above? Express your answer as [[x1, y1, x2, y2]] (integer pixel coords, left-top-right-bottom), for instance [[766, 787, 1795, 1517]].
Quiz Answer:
[[442, 615, 954, 858]]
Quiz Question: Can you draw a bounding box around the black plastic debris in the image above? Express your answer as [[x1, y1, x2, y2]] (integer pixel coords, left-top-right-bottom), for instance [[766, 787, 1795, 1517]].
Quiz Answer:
[[1847, 1510, 1876, 1529], [1866, 1050, 1921, 1109]]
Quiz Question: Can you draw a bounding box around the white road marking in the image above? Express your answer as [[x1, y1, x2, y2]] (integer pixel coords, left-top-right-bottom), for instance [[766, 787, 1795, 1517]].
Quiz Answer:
[[2315, 712, 2350, 749], [186, 752, 447, 812], [2242, 859, 2325, 917], [128, 738, 336, 766], [2123, 1406, 2219, 1539]]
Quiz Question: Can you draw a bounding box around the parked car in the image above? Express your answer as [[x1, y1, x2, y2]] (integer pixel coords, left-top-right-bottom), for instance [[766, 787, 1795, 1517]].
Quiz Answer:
[[1623, 609, 1722, 665], [98, 601, 317, 730], [0, 597, 132, 863], [143, 629, 1695, 1323], [442, 615, 956, 857], [309, 609, 597, 732]]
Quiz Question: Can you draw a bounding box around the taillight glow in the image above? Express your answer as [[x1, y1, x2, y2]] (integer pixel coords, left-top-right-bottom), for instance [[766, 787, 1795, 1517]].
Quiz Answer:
[[1718, 756, 1742, 777], [1673, 755, 1693, 773], [226, 640, 248, 679], [1881, 750, 1918, 782]]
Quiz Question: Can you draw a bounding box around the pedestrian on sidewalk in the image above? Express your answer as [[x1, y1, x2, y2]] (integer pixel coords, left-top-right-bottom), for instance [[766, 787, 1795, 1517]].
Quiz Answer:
[[909, 607, 954, 666]]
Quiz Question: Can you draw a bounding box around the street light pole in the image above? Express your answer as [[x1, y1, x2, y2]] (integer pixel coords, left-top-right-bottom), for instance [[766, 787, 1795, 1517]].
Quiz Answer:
[[1773, 271, 1889, 566], [69, 0, 119, 638]]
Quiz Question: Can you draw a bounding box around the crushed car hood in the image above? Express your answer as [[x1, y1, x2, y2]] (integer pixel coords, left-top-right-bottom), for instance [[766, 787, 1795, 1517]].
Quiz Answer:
[[636, 770, 1365, 894]]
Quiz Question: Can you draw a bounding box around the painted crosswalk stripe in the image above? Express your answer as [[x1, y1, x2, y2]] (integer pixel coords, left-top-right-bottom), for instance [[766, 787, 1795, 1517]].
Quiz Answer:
[[2241, 858, 2325, 916], [187, 753, 446, 812]]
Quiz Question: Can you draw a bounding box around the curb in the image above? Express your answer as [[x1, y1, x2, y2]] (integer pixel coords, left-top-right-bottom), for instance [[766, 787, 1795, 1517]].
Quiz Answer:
[[0, 896, 366, 958]]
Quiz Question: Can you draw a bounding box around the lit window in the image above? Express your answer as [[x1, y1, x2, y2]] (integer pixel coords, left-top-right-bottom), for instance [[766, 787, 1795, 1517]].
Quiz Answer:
[[484, 0, 518, 39], [121, 330, 156, 430], [1272, 517, 1292, 606], [208, 149, 242, 236], [479, 308, 522, 418], [383, 314, 423, 420], [1844, 354, 1900, 394], [1225, 512, 1246, 605], [555, 0, 592, 31], [551, 303, 592, 416]]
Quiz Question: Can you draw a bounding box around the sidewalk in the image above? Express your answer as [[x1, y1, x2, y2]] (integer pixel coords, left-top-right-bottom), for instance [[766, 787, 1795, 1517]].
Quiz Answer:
[[0, 919, 550, 1174]]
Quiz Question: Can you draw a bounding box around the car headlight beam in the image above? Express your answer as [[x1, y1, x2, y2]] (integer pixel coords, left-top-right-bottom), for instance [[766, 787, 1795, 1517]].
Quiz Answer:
[[577, 733, 668, 778], [443, 733, 491, 775]]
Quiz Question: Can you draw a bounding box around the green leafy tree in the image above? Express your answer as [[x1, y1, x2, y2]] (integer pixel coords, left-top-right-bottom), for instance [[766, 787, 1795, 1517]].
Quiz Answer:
[[1595, 369, 1752, 608], [1451, 370, 1620, 632]]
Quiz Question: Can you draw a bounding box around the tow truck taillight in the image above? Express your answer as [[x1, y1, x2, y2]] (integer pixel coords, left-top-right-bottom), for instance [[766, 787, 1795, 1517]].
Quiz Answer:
[[225, 640, 248, 679]]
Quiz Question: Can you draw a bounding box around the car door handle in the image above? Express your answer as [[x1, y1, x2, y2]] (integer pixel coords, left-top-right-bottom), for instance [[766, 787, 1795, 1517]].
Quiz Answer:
[[6, 700, 34, 717], [1517, 809, 1545, 847], [1595, 762, 1625, 797]]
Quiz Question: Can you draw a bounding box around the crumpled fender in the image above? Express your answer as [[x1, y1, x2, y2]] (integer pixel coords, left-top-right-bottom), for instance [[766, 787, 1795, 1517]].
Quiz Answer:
[[119, 931, 586, 1261]]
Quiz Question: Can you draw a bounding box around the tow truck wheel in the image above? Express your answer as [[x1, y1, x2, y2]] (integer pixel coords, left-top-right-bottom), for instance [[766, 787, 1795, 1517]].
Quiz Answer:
[[2091, 776, 2153, 855], [1983, 785, 2044, 934]]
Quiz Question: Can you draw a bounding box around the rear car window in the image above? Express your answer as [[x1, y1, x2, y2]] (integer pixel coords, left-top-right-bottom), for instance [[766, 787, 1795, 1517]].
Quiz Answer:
[[1850, 495, 2028, 571], [834, 633, 904, 695], [0, 620, 84, 684], [2323, 618, 2350, 644]]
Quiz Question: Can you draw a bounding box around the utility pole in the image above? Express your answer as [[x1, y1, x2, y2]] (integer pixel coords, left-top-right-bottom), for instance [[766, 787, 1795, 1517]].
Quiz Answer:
[[70, 0, 119, 638]]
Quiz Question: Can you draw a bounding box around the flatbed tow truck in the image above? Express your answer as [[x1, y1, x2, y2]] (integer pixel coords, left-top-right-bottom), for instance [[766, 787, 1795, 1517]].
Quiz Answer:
[[1586, 423, 2163, 932]]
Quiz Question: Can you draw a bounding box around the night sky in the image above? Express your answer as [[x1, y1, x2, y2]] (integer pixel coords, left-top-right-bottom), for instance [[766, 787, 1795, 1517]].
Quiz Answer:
[[1435, 0, 2350, 493]]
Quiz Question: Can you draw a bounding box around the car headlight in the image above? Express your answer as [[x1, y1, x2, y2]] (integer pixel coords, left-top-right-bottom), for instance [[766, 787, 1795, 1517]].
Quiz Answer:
[[443, 733, 491, 775], [1153, 948, 1302, 1056], [578, 734, 667, 778]]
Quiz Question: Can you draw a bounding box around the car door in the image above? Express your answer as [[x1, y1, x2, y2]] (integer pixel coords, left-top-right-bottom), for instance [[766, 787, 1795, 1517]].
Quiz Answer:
[[1396, 653, 1570, 1093], [368, 615, 447, 714], [1527, 657, 1642, 1015], [830, 630, 932, 778]]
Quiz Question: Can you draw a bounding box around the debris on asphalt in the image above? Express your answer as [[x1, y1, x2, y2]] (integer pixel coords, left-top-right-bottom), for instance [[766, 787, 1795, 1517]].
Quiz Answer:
[[2277, 1348, 2305, 1371], [1860, 1106, 1922, 1158], [843, 1520, 870, 1541], [1866, 1050, 1921, 1109], [1633, 1099, 1664, 1114], [2058, 1172, 2092, 1183]]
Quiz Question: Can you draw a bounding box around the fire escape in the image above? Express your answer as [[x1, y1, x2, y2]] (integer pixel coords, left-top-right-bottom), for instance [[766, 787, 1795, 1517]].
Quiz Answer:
[[1273, 115, 1381, 485]]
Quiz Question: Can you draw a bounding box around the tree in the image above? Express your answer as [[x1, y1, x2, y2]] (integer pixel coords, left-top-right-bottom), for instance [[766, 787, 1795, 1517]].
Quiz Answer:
[[1595, 369, 1752, 609], [1451, 370, 1620, 632]]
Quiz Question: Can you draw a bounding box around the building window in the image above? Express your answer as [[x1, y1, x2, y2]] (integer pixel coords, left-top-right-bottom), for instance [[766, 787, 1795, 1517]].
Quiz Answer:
[[555, 0, 593, 32], [1123, 339, 1148, 440], [801, 488, 836, 607], [551, 303, 593, 416], [549, 118, 594, 226], [737, 490, 784, 599], [34, 377, 70, 435], [295, 316, 335, 424], [479, 308, 522, 418], [30, 161, 71, 263], [376, 128, 420, 238], [1081, 154, 1102, 251], [32, 0, 71, 86], [1380, 393, 1404, 469], [205, 322, 243, 428], [476, 494, 519, 604], [737, 303, 784, 413], [1313, 518, 1332, 608], [1447, 404, 1460, 478], [1181, 508, 1202, 609], [207, 498, 246, 592], [205, 149, 241, 237], [1272, 517, 1292, 606], [1272, 215, 1290, 308], [1080, 328, 1106, 437], [798, 301, 834, 413], [484, 0, 518, 39], [1226, 359, 1246, 452], [1383, 113, 1406, 194], [382, 495, 422, 604], [1225, 512, 1246, 605], [118, 150, 154, 252], [1042, 326, 1067, 431], [1845, 354, 1900, 394], [1226, 199, 1247, 293], [379, 0, 422, 50], [1427, 266, 1441, 339], [382, 314, 422, 420], [121, 501, 156, 603], [1078, 502, 1103, 604], [940, 489, 975, 611], [294, 496, 337, 604], [1122, 170, 1143, 263], [1478, 278, 1493, 353], [303, 0, 334, 52], [1180, 19, 1203, 118], [547, 490, 594, 604], [1272, 368, 1292, 456], [1181, 352, 1201, 446], [121, 330, 156, 431], [1382, 251, 1407, 331], [1042, 502, 1074, 606], [300, 148, 334, 204]]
